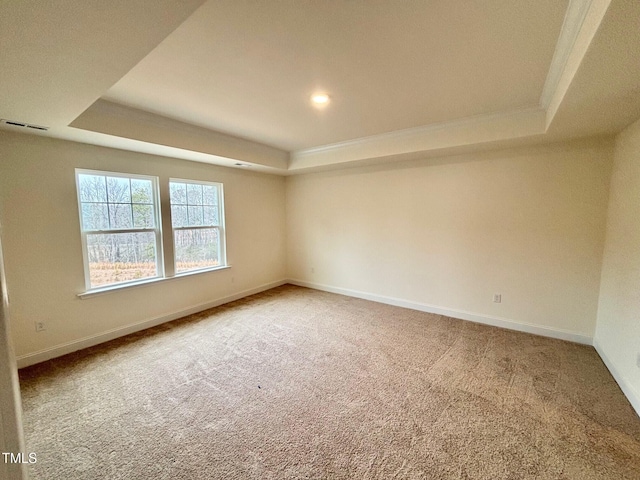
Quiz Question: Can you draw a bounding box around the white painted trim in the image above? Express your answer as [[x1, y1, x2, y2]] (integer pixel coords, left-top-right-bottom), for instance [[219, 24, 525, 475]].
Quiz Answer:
[[77, 265, 231, 299], [18, 277, 639, 420], [593, 339, 640, 418], [542, 0, 611, 128], [540, 0, 593, 110], [0, 225, 28, 480], [50, 2, 607, 176], [17, 279, 287, 368], [290, 1, 610, 171], [289, 108, 546, 171], [285, 1, 612, 173], [292, 107, 543, 158], [288, 279, 593, 345]]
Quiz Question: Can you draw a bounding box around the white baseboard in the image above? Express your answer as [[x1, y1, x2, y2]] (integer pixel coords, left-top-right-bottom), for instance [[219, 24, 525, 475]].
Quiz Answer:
[[20, 277, 637, 418], [16, 279, 288, 369], [287, 279, 593, 345], [593, 339, 640, 418]]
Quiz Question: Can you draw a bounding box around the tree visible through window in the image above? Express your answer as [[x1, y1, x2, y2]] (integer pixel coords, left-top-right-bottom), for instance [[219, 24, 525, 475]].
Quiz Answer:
[[76, 171, 226, 292], [170, 179, 225, 273], [76, 171, 161, 289]]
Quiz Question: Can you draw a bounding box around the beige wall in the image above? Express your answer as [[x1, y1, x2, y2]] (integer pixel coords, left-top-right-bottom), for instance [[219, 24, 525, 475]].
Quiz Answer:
[[0, 131, 286, 364], [1, 126, 635, 412], [595, 118, 640, 413], [0, 127, 628, 404], [286, 139, 613, 341]]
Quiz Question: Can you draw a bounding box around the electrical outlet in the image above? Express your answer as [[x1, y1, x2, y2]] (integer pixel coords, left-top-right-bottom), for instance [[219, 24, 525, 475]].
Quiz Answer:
[[636, 353, 640, 369], [493, 294, 502, 304], [311, 267, 315, 274], [35, 321, 46, 332]]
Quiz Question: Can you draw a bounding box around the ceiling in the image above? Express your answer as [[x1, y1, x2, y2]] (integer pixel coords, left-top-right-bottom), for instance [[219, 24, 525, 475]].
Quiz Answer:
[[2, 0, 640, 174], [101, 0, 566, 151]]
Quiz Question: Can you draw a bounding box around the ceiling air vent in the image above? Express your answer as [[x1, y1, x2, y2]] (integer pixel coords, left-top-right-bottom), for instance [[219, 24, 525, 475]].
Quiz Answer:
[[1, 119, 49, 131]]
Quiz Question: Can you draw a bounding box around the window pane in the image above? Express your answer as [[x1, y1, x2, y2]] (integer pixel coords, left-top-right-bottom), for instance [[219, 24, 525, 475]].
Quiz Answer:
[[187, 205, 203, 226], [174, 228, 219, 273], [203, 206, 219, 226], [187, 183, 203, 205], [169, 182, 186, 204], [133, 204, 154, 228], [109, 204, 133, 229], [81, 203, 109, 230], [168, 179, 225, 273], [78, 174, 107, 202], [202, 185, 218, 205], [107, 177, 131, 203], [131, 179, 153, 204], [86, 232, 157, 287], [171, 205, 187, 228]]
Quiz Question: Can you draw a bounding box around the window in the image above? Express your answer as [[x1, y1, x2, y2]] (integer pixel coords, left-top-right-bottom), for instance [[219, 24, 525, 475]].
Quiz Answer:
[[76, 170, 162, 290], [75, 171, 227, 293], [169, 179, 226, 274]]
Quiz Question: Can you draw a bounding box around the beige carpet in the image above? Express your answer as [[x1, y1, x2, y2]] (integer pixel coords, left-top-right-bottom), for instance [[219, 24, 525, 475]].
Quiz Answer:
[[19, 285, 640, 479]]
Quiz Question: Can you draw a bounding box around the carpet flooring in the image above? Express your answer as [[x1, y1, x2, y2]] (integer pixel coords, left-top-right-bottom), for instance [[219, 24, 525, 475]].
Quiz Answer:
[[18, 285, 640, 479]]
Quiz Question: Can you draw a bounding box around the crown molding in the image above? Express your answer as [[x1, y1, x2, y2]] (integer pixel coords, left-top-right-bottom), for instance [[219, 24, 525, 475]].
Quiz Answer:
[[541, 0, 611, 128], [289, 107, 546, 171], [287, 0, 613, 173], [54, 1, 612, 175], [540, 0, 593, 111]]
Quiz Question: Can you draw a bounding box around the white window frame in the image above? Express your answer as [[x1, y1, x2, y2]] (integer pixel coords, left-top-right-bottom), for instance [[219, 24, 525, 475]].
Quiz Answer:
[[169, 178, 227, 275], [75, 169, 164, 292]]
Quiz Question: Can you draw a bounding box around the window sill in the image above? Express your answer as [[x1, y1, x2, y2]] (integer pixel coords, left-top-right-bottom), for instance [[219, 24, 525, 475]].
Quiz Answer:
[[77, 265, 231, 299]]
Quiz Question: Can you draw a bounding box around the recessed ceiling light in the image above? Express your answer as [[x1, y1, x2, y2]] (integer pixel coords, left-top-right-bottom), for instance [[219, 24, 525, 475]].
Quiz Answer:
[[311, 93, 330, 106]]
